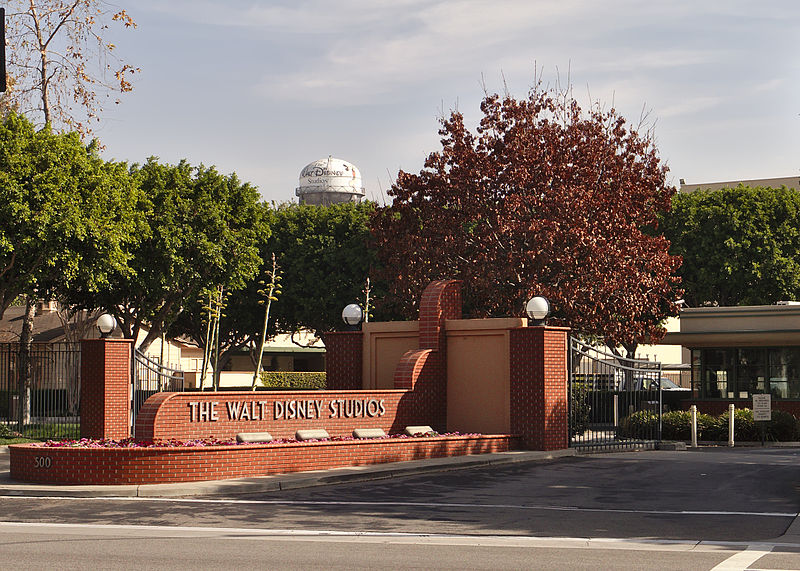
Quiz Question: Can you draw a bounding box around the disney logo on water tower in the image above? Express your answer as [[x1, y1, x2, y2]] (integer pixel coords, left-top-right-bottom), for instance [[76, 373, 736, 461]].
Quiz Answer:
[[296, 156, 365, 206]]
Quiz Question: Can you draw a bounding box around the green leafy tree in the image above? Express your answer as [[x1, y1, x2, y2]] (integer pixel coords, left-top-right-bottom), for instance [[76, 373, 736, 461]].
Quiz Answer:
[[264, 201, 382, 340], [2, 1, 138, 420], [0, 111, 139, 318], [82, 158, 265, 352], [169, 268, 266, 385], [661, 185, 800, 307], [0, 111, 139, 424], [371, 83, 681, 357], [169, 201, 380, 378]]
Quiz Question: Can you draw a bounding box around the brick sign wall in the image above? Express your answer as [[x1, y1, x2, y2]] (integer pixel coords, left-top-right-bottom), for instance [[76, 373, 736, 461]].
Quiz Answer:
[[10, 435, 515, 485], [134, 389, 428, 441]]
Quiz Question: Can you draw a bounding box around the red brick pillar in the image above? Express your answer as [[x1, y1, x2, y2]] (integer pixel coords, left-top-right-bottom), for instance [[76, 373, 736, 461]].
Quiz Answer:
[[509, 326, 569, 450], [323, 331, 363, 390], [80, 339, 133, 440]]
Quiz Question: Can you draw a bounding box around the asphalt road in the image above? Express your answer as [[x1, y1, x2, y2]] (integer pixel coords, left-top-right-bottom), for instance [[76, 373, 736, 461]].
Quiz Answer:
[[2, 447, 800, 569]]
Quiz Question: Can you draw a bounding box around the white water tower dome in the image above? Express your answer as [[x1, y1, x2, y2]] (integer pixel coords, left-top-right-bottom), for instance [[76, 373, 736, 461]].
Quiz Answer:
[[296, 156, 366, 206]]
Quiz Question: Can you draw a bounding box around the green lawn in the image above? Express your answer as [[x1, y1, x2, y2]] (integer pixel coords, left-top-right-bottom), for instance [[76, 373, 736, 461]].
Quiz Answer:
[[0, 423, 79, 441], [0, 437, 39, 445]]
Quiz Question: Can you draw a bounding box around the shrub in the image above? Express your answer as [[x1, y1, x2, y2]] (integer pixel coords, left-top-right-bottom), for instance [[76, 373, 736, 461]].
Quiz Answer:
[[661, 410, 689, 440], [702, 409, 758, 441], [618, 407, 800, 442], [260, 371, 326, 390], [714, 409, 758, 441], [618, 410, 658, 439], [0, 424, 22, 439], [695, 413, 717, 440], [569, 383, 591, 437], [659, 410, 717, 441], [679, 408, 799, 442], [767, 410, 800, 442]]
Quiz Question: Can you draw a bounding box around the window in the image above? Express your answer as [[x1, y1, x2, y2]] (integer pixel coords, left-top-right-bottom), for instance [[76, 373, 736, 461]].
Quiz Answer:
[[736, 348, 766, 398], [702, 348, 735, 398], [768, 348, 800, 399], [695, 347, 800, 399]]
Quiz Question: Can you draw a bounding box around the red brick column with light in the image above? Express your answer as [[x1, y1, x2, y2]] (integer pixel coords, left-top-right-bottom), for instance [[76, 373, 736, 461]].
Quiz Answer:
[[80, 338, 133, 440], [509, 326, 569, 450], [323, 331, 363, 390], [393, 280, 461, 431]]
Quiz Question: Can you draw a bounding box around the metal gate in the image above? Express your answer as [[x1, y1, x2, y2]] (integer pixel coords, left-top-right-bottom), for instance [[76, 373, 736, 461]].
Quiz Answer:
[[131, 349, 185, 433], [569, 337, 662, 450], [0, 342, 81, 440]]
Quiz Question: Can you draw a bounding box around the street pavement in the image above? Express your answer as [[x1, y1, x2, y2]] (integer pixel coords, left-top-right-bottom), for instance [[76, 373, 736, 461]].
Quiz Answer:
[[1, 444, 800, 569]]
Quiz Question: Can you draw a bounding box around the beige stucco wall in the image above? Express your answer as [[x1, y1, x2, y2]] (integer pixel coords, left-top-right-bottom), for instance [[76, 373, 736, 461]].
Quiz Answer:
[[362, 321, 419, 389], [632, 316, 686, 364], [679, 305, 800, 332], [445, 318, 525, 434], [662, 304, 800, 347]]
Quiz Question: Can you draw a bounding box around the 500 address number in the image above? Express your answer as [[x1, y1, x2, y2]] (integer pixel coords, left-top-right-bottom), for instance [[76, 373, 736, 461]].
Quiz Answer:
[[34, 456, 51, 469]]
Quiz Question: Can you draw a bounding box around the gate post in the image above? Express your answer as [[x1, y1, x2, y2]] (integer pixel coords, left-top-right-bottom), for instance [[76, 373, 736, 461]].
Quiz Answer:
[[80, 338, 134, 440], [323, 331, 363, 390], [509, 326, 569, 450]]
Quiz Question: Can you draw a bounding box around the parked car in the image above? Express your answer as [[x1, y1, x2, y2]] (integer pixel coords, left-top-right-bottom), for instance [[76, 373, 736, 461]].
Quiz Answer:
[[650, 378, 691, 392], [617, 375, 690, 392]]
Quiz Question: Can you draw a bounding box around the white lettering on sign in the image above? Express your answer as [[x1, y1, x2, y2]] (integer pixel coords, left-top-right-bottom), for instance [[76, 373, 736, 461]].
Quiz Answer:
[[328, 398, 385, 419], [189, 398, 387, 422], [188, 401, 219, 422], [34, 456, 52, 468]]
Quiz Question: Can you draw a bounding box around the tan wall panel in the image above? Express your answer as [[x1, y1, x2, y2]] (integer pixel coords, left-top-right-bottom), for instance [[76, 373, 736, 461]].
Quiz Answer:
[[362, 322, 419, 389], [446, 329, 510, 434]]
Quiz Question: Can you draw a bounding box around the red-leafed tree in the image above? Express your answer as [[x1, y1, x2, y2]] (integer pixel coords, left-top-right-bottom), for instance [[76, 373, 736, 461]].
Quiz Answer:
[[371, 83, 682, 357]]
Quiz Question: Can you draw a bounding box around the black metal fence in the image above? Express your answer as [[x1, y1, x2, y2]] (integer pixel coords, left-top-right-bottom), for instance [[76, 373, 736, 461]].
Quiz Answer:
[[132, 349, 185, 433], [569, 337, 662, 450], [0, 342, 81, 439]]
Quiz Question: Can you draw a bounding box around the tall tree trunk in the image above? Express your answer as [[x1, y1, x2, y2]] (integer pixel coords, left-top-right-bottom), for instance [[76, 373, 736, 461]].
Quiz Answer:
[[17, 295, 35, 429]]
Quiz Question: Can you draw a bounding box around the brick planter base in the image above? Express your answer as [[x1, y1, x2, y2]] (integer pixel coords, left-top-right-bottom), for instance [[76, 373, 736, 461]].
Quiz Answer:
[[9, 435, 516, 485]]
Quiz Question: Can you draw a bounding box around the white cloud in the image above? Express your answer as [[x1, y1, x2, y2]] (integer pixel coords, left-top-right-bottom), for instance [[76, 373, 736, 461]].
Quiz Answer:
[[752, 78, 787, 93], [658, 96, 723, 118], [101, 0, 800, 202]]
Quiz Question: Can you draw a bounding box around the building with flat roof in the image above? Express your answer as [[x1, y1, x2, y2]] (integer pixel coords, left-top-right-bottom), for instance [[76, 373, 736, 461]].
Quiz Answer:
[[661, 303, 800, 405], [679, 176, 799, 193]]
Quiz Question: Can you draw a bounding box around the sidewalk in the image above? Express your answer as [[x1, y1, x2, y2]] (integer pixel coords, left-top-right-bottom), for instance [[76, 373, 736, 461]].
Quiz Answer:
[[0, 445, 575, 498]]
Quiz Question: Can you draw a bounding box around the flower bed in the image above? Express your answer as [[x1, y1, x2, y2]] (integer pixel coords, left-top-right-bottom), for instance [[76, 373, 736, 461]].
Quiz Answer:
[[38, 431, 479, 448], [10, 433, 517, 485]]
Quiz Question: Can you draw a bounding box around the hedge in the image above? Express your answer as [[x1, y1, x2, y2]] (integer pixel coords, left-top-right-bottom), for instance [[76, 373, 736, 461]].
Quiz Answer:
[[259, 371, 326, 390], [619, 408, 800, 442]]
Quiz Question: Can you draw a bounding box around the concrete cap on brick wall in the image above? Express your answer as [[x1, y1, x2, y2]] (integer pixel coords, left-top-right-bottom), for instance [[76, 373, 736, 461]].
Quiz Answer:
[[405, 425, 435, 436], [236, 432, 273, 443], [296, 429, 330, 441], [353, 428, 386, 439]]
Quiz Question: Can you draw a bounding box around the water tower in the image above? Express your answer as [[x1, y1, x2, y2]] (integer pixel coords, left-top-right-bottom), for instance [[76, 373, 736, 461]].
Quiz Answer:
[[296, 156, 365, 206]]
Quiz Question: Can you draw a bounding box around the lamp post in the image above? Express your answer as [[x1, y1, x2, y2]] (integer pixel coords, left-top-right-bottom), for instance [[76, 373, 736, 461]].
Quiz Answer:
[[342, 303, 364, 331], [525, 296, 551, 326], [96, 313, 116, 338]]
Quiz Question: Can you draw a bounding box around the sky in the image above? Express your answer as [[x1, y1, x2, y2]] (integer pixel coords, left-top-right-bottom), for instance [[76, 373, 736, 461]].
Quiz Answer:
[[93, 0, 800, 204]]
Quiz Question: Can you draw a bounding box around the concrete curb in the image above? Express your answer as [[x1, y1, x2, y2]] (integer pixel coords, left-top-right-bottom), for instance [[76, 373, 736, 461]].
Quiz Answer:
[[0, 449, 577, 498]]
